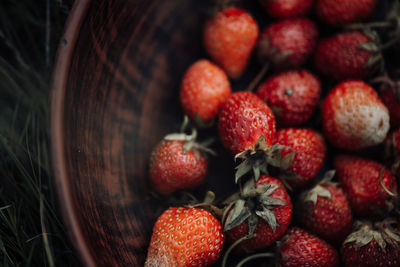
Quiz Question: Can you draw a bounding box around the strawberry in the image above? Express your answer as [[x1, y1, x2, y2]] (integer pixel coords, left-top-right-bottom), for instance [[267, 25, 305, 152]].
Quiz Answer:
[[314, 31, 381, 81], [322, 80, 389, 150], [383, 129, 400, 177], [274, 128, 326, 189], [218, 91, 276, 155], [259, 0, 314, 19], [218, 91, 291, 182], [316, 0, 377, 26], [204, 7, 259, 79], [276, 227, 340, 267], [258, 18, 318, 69], [334, 155, 398, 217], [180, 59, 231, 125], [297, 171, 353, 245], [145, 207, 225, 267], [223, 175, 292, 254], [376, 75, 400, 127], [256, 69, 321, 126], [149, 130, 209, 194], [380, 87, 400, 128], [341, 220, 400, 267]]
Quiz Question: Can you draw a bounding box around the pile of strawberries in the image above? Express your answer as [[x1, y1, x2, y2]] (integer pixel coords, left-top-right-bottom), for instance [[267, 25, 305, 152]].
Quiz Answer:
[[144, 0, 400, 266]]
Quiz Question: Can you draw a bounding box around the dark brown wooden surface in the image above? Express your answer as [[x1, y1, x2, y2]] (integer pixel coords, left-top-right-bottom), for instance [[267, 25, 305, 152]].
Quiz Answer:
[[51, 0, 216, 266]]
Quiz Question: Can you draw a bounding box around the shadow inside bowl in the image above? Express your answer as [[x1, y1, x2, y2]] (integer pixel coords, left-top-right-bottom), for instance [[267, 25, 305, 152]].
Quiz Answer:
[[52, 0, 217, 265]]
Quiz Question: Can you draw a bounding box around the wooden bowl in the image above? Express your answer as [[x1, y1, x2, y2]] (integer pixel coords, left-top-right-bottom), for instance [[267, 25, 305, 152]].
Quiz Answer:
[[50, 0, 233, 266], [51, 0, 400, 266]]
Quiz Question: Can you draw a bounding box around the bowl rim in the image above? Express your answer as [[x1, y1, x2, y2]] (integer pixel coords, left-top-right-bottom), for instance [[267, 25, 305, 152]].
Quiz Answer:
[[50, 0, 94, 266]]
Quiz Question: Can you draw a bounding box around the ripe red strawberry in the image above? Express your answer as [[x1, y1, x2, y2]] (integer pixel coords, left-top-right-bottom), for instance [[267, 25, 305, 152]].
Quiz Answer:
[[316, 0, 377, 26], [259, 0, 314, 19], [145, 207, 225, 267], [149, 133, 208, 194], [274, 128, 326, 189], [256, 69, 321, 126], [218, 91, 284, 181], [341, 220, 400, 267], [380, 88, 400, 128], [383, 129, 400, 177], [180, 59, 231, 124], [297, 171, 353, 245], [377, 76, 400, 127], [204, 7, 259, 79], [322, 80, 390, 151], [258, 18, 318, 69], [276, 227, 340, 267], [384, 130, 400, 155], [334, 155, 398, 217], [224, 175, 292, 254], [314, 31, 381, 81], [218, 91, 276, 155]]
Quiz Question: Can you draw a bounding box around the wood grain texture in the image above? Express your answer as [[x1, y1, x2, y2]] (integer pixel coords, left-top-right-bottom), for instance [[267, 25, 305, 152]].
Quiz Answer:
[[52, 0, 213, 266]]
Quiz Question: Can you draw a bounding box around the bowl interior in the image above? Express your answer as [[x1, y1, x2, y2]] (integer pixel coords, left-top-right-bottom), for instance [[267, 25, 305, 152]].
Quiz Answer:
[[53, 0, 242, 265]]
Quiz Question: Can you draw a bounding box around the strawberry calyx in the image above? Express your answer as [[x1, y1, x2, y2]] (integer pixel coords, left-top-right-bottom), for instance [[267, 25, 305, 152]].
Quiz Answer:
[[302, 183, 332, 205], [223, 179, 287, 234], [344, 220, 400, 250], [234, 136, 295, 183], [164, 117, 216, 157], [258, 35, 293, 69], [356, 30, 384, 72], [301, 170, 337, 205], [186, 190, 224, 218], [346, 1, 400, 52]]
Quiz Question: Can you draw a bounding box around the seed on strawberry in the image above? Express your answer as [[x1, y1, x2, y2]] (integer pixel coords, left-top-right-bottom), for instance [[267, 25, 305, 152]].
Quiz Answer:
[[297, 170, 353, 245], [322, 80, 389, 151], [149, 130, 209, 194], [276, 227, 340, 267], [334, 155, 398, 217], [145, 207, 225, 267], [204, 7, 259, 79], [274, 128, 326, 189], [258, 18, 318, 70], [256, 69, 321, 126], [314, 31, 382, 81], [341, 220, 400, 267], [223, 175, 292, 254], [180, 59, 231, 125], [259, 0, 314, 19], [316, 0, 377, 26]]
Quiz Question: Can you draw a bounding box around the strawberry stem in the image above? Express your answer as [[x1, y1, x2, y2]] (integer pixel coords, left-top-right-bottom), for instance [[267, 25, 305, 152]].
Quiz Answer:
[[345, 21, 394, 30], [235, 252, 274, 267], [246, 62, 270, 92], [222, 234, 256, 267], [378, 167, 397, 198], [180, 115, 190, 133]]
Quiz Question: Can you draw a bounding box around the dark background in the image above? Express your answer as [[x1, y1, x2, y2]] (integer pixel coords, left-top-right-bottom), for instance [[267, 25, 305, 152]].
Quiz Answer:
[[0, 1, 78, 266]]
